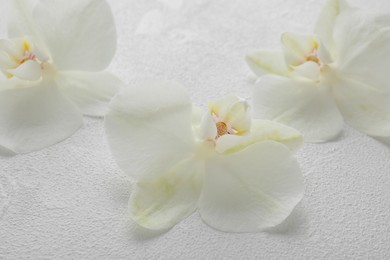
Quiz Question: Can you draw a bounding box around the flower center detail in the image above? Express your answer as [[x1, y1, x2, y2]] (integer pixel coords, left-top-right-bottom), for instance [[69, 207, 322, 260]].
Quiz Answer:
[[216, 121, 228, 138], [306, 49, 320, 65], [0, 38, 50, 80], [205, 96, 251, 142]]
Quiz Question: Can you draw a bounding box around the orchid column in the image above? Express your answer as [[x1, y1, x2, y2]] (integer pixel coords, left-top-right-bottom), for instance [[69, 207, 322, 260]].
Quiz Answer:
[[0, 0, 121, 153]]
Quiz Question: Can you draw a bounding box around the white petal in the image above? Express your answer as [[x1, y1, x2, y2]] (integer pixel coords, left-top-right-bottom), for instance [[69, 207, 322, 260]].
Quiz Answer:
[[254, 75, 344, 142], [0, 76, 36, 90], [199, 112, 217, 141], [337, 27, 390, 91], [0, 38, 25, 58], [198, 141, 303, 232], [191, 106, 204, 129], [33, 0, 116, 71], [294, 61, 321, 81], [0, 81, 83, 153], [0, 51, 16, 73], [129, 158, 202, 230], [245, 50, 291, 77], [332, 77, 390, 138], [225, 99, 251, 134], [333, 9, 388, 68], [281, 32, 318, 67], [55, 71, 122, 117], [314, 0, 349, 52], [216, 119, 303, 154], [8, 0, 37, 37], [7, 0, 49, 56], [7, 60, 41, 81], [372, 13, 390, 28], [317, 41, 333, 64], [105, 80, 196, 180]]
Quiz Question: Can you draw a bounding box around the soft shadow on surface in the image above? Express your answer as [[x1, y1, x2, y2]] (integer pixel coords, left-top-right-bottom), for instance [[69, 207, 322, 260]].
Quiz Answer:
[[246, 73, 258, 86], [265, 206, 307, 236], [109, 176, 133, 206], [305, 128, 345, 144], [0, 146, 16, 157]]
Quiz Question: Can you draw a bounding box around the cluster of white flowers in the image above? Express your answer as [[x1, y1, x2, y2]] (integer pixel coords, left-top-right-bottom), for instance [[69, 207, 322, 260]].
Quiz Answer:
[[1, 0, 389, 233]]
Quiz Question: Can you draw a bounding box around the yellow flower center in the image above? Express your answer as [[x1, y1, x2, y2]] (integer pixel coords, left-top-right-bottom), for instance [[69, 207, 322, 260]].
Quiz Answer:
[[0, 38, 49, 79], [304, 46, 321, 65], [216, 121, 228, 138], [306, 55, 319, 64]]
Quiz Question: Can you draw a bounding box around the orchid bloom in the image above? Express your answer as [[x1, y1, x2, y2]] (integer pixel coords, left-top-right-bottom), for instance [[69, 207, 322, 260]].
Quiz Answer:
[[0, 0, 121, 153], [105, 81, 304, 232], [246, 0, 390, 142]]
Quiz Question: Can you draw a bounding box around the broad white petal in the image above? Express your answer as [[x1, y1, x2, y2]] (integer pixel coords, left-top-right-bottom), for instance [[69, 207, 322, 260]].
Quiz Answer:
[[245, 50, 291, 77], [294, 61, 321, 81], [372, 13, 390, 28], [33, 0, 116, 71], [105, 80, 196, 180], [7, 60, 41, 81], [7, 0, 49, 56], [337, 28, 390, 91], [191, 106, 204, 128], [216, 119, 303, 154], [333, 9, 389, 68], [332, 77, 390, 138], [56, 71, 122, 117], [199, 141, 303, 232], [0, 38, 25, 59], [8, 0, 37, 37], [129, 158, 202, 230], [254, 75, 344, 142], [317, 41, 333, 64], [0, 75, 36, 90], [314, 0, 348, 52], [0, 51, 17, 73], [281, 33, 318, 67], [199, 112, 217, 141], [225, 99, 251, 134], [0, 81, 83, 153]]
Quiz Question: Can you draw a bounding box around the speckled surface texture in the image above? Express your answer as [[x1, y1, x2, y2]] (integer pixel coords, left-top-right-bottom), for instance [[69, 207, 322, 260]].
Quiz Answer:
[[1, 0, 390, 259]]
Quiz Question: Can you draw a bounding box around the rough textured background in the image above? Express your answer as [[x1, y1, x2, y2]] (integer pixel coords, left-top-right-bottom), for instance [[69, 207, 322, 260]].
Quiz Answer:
[[1, 0, 390, 259]]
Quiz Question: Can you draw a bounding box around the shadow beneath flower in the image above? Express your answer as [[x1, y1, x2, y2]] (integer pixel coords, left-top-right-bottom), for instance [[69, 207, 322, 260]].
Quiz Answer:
[[0, 146, 16, 157], [109, 176, 132, 206], [265, 206, 307, 235]]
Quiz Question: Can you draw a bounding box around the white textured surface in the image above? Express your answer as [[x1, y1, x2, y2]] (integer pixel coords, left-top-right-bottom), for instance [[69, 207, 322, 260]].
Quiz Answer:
[[1, 0, 390, 259]]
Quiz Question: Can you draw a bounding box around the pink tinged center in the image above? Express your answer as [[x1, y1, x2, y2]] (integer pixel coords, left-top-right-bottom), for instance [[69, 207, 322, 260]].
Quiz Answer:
[[305, 48, 320, 65], [19, 52, 37, 64]]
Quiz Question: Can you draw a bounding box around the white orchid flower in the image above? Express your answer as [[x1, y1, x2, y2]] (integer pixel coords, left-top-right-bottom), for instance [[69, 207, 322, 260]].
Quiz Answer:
[[0, 0, 121, 153], [246, 0, 390, 142], [105, 81, 304, 232]]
